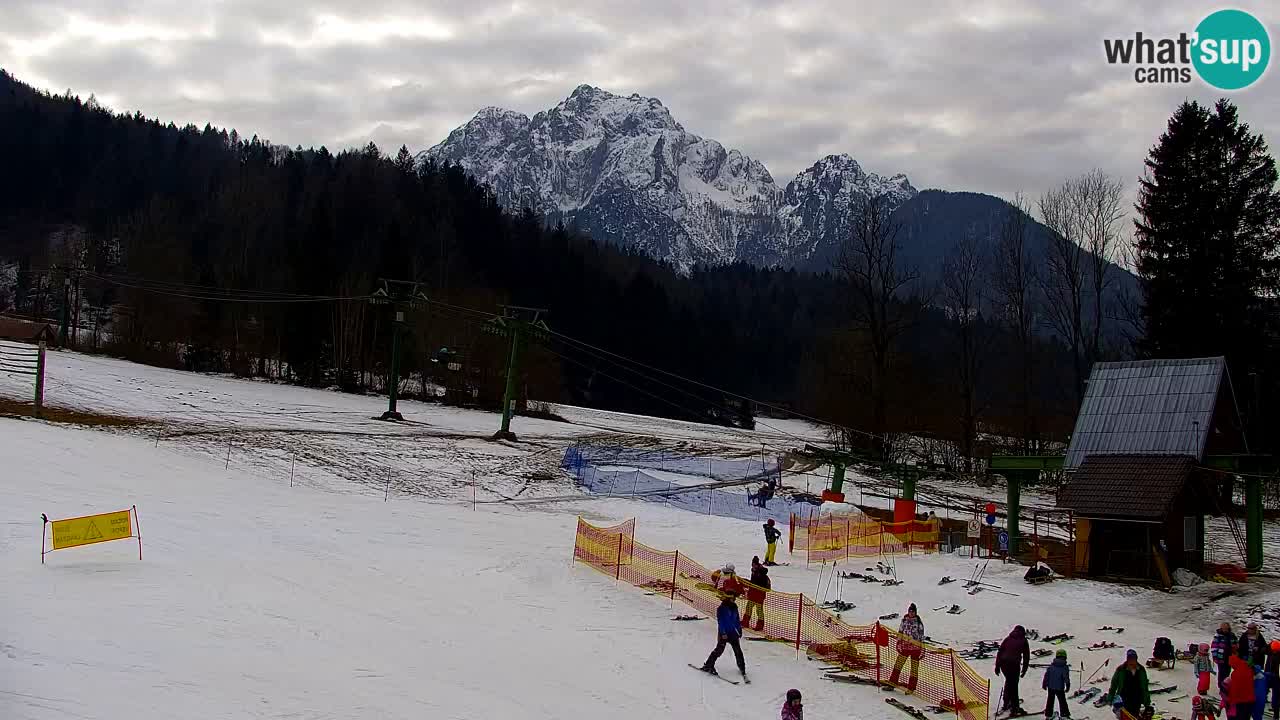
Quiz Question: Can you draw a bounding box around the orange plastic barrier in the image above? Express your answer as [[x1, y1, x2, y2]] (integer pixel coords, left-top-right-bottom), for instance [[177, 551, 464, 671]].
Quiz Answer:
[[573, 518, 989, 720], [791, 511, 941, 564]]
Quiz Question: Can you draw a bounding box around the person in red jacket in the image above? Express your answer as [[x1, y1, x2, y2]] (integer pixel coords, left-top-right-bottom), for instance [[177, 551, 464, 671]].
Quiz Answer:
[[1231, 650, 1258, 720]]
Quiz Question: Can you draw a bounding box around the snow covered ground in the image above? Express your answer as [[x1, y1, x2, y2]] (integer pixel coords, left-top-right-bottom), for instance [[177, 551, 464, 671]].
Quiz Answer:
[[4, 350, 1280, 719]]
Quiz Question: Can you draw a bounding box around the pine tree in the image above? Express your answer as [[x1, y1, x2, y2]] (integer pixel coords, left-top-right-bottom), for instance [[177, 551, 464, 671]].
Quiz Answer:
[[1134, 99, 1280, 382]]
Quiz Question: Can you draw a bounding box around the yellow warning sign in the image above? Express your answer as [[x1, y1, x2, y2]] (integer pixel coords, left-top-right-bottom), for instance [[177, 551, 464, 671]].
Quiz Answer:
[[51, 509, 132, 550]]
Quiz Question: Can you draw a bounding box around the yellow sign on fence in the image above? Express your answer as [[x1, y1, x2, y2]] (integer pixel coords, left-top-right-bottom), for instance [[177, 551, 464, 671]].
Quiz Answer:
[[42, 506, 142, 563]]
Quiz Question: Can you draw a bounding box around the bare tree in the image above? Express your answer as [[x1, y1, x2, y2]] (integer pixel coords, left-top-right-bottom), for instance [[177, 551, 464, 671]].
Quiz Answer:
[[836, 193, 922, 453], [992, 193, 1041, 451], [1080, 170, 1125, 365], [1109, 235, 1147, 357], [942, 228, 988, 473], [1038, 170, 1124, 407]]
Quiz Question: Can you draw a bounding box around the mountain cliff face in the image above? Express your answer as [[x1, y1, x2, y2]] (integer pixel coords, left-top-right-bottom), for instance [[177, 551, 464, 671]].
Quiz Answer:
[[421, 85, 916, 272]]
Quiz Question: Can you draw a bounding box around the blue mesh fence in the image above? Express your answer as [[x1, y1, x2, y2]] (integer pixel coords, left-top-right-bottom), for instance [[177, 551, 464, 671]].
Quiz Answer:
[[562, 444, 797, 523]]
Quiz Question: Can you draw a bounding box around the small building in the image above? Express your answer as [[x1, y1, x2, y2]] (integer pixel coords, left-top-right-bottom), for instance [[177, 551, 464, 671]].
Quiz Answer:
[[1057, 357, 1248, 585], [0, 316, 57, 346]]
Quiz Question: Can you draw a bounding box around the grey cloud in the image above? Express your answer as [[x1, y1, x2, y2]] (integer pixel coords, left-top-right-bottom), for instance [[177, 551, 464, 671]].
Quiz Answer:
[[3, 0, 1278, 211]]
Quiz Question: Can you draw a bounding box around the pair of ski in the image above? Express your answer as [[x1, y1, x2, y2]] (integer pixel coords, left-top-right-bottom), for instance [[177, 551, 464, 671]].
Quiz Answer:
[[886, 697, 929, 720], [688, 664, 749, 685]]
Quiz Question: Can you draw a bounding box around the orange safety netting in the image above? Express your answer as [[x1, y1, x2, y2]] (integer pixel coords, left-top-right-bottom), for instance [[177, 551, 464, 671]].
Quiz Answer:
[[791, 511, 941, 564], [573, 518, 989, 720]]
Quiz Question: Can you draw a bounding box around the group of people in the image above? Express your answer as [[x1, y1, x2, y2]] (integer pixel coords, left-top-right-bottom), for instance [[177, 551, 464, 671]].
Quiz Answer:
[[990, 620, 1280, 720], [1205, 622, 1280, 720], [695, 521, 800, 719]]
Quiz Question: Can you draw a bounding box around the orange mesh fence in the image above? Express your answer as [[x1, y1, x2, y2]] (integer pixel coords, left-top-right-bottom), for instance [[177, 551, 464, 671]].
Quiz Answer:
[[791, 512, 940, 563], [574, 517, 989, 720]]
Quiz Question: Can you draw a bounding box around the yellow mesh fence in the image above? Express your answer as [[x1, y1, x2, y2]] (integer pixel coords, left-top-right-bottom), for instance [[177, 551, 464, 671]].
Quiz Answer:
[[791, 511, 940, 563], [574, 517, 989, 720]]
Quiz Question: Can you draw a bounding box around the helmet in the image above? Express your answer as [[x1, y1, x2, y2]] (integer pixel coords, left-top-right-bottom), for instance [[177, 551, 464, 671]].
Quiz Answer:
[[1126, 649, 1138, 660], [1056, 649, 1068, 659], [767, 519, 775, 526], [786, 689, 802, 702], [723, 563, 735, 575], [1192, 696, 1203, 707], [1200, 643, 1211, 653], [1272, 641, 1280, 653]]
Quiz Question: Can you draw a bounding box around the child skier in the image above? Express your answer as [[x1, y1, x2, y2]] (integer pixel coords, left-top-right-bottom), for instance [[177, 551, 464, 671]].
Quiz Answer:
[[1193, 695, 1220, 720], [1252, 662, 1268, 720], [763, 519, 781, 565], [1043, 649, 1071, 719], [699, 592, 747, 681], [888, 603, 925, 693], [781, 688, 803, 720], [1198, 643, 1218, 695]]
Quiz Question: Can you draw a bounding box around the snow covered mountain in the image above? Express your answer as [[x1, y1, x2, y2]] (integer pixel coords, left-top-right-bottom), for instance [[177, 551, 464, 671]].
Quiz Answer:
[[421, 85, 916, 272]]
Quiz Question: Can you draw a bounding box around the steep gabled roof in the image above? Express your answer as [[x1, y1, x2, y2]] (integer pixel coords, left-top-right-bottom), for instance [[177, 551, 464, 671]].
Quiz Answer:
[[1059, 454, 1195, 520], [1064, 357, 1225, 469]]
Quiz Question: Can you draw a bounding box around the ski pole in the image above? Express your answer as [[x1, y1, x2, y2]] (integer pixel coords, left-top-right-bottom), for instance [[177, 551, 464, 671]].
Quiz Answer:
[[816, 561, 826, 599], [1084, 658, 1110, 685]]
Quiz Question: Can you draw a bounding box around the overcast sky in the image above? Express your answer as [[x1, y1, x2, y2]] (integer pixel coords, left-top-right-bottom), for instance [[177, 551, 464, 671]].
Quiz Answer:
[[2, 1, 1277, 205]]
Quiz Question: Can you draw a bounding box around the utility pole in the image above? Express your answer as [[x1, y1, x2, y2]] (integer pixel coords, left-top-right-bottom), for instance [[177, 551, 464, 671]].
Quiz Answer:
[[369, 279, 429, 422], [484, 305, 549, 442]]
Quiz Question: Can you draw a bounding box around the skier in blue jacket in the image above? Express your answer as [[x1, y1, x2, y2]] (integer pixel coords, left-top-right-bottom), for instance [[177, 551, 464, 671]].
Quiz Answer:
[[700, 592, 747, 680]]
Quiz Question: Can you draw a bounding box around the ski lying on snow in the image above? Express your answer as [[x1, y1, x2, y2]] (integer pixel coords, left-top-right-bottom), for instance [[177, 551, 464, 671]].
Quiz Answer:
[[886, 697, 930, 720], [688, 664, 739, 684]]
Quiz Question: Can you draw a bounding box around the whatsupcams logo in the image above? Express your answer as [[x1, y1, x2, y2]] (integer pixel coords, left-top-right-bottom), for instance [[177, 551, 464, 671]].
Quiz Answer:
[[1104, 9, 1270, 89]]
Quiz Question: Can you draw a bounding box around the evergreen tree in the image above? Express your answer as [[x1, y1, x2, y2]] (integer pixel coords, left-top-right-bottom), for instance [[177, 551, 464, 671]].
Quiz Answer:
[[1135, 99, 1279, 377]]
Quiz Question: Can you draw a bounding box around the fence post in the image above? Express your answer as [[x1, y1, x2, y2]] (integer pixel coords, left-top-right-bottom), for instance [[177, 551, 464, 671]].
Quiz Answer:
[[670, 551, 679, 607], [615, 533, 623, 582], [875, 622, 882, 686], [950, 649, 961, 718], [34, 341, 45, 418], [795, 595, 804, 651]]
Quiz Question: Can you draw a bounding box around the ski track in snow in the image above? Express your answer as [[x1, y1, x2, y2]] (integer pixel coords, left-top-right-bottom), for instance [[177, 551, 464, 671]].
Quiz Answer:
[[4, 349, 1280, 718]]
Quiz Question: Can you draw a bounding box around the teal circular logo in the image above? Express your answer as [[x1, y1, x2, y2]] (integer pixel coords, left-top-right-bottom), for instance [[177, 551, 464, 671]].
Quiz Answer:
[[1192, 9, 1271, 90]]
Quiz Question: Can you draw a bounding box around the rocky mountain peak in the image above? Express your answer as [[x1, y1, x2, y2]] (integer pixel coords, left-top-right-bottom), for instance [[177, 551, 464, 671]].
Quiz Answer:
[[420, 86, 915, 272]]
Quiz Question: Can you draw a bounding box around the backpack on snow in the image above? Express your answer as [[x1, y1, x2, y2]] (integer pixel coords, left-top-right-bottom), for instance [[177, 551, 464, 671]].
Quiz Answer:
[[1153, 637, 1175, 661]]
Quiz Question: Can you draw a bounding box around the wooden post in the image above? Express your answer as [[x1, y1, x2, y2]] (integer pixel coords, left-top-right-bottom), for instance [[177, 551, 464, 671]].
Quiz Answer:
[[289, 451, 296, 487], [34, 341, 45, 418], [225, 438, 232, 469]]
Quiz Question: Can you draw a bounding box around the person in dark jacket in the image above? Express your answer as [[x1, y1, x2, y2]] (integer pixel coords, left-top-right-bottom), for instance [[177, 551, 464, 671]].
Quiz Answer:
[[764, 519, 782, 565], [1043, 649, 1072, 719], [742, 557, 770, 631], [1107, 649, 1151, 716], [1242, 624, 1268, 667], [1265, 640, 1280, 720], [1218, 624, 1241, 691], [997, 625, 1032, 713], [701, 593, 746, 678]]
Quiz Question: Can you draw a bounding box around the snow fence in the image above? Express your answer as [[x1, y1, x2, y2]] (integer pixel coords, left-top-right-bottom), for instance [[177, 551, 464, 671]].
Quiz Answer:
[[790, 510, 942, 564], [574, 518, 990, 720], [561, 444, 794, 524]]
